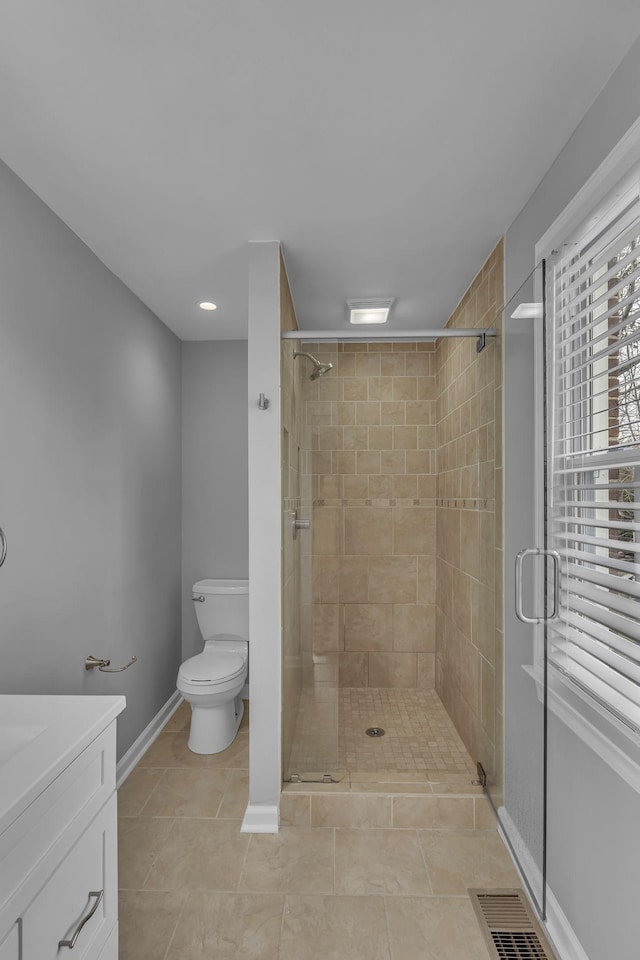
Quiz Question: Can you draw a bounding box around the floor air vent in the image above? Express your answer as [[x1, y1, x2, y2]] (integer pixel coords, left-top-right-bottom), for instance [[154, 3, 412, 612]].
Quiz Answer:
[[469, 890, 557, 960]]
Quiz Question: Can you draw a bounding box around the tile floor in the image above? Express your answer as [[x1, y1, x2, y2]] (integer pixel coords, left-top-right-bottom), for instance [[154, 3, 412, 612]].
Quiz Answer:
[[118, 699, 520, 959], [285, 686, 476, 781]]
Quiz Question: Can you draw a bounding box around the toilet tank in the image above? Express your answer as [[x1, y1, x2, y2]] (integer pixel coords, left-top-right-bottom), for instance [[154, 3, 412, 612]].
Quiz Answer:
[[192, 579, 249, 641]]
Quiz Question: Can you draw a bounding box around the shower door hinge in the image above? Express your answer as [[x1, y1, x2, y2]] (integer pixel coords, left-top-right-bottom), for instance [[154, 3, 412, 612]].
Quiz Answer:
[[472, 761, 487, 788]]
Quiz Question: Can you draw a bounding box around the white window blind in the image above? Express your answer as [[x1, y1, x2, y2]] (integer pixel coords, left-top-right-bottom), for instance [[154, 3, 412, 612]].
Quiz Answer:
[[549, 193, 640, 732]]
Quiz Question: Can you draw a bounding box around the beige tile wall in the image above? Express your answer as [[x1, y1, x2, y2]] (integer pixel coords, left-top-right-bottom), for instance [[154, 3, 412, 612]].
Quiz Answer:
[[435, 239, 504, 781], [305, 342, 438, 688]]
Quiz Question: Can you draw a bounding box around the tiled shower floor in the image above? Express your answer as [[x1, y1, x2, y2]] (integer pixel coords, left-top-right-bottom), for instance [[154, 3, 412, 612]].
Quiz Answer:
[[285, 687, 476, 781]]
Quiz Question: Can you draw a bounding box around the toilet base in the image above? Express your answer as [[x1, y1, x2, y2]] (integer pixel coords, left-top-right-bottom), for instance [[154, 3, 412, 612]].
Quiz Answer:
[[187, 695, 244, 754]]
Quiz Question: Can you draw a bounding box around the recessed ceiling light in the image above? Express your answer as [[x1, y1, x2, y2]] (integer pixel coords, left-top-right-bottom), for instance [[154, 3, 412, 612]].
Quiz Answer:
[[199, 301, 217, 311], [346, 297, 395, 325]]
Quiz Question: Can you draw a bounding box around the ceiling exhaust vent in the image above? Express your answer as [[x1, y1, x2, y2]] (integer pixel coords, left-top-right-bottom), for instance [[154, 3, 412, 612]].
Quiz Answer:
[[346, 297, 395, 324], [469, 889, 557, 960]]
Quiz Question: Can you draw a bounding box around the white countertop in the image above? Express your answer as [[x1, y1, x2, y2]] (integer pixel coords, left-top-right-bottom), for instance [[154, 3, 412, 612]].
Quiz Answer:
[[0, 695, 125, 836]]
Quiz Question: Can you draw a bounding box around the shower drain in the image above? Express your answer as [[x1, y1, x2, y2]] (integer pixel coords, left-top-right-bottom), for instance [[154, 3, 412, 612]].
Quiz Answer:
[[365, 727, 385, 738]]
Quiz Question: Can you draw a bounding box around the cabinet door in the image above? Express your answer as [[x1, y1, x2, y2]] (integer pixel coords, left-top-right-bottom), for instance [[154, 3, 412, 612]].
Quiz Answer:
[[96, 923, 118, 960], [22, 795, 117, 960]]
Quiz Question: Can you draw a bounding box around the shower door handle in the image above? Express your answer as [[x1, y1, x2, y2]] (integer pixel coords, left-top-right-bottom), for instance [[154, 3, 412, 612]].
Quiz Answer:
[[0, 527, 6, 568], [515, 548, 561, 624]]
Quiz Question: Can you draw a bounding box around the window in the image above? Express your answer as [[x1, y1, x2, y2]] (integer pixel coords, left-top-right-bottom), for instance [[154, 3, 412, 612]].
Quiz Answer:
[[548, 187, 640, 732]]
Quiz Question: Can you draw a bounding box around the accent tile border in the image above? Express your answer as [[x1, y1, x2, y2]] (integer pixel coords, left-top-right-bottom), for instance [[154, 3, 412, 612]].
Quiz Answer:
[[313, 498, 437, 508], [437, 498, 495, 511]]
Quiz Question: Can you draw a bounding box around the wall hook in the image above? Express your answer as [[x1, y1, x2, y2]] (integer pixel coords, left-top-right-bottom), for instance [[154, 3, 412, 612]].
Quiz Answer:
[[258, 393, 270, 410]]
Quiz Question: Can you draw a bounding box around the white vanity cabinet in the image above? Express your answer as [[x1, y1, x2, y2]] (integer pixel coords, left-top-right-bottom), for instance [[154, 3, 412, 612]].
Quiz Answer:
[[21, 794, 117, 959], [0, 696, 125, 960]]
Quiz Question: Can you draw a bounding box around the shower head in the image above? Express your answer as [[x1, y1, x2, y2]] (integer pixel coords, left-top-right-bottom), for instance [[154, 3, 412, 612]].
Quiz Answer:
[[293, 350, 334, 380], [309, 360, 334, 380]]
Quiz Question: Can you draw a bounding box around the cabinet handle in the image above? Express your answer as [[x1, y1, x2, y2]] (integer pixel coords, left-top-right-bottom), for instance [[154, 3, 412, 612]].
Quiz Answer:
[[58, 889, 103, 949]]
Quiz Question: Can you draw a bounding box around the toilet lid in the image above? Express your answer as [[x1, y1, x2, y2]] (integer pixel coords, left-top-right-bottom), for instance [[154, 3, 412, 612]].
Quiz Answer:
[[179, 651, 245, 683]]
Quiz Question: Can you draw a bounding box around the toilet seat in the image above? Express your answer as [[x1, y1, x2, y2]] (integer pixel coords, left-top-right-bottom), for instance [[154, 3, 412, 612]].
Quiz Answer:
[[178, 650, 245, 684]]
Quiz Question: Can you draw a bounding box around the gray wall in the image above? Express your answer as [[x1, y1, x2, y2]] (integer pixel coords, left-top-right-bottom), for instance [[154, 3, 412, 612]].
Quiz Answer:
[[506, 34, 640, 302], [503, 34, 640, 960], [0, 158, 182, 760], [181, 341, 248, 661]]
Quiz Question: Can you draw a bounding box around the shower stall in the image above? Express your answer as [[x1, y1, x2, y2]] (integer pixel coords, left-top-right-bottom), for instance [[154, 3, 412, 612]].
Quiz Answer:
[[280, 283, 505, 797]]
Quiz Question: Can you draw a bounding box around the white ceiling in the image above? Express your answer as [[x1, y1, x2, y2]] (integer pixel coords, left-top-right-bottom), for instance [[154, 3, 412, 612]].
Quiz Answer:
[[1, 1, 640, 340]]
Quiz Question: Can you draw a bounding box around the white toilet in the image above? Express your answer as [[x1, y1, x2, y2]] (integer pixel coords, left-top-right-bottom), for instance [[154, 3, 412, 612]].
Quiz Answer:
[[177, 578, 249, 754]]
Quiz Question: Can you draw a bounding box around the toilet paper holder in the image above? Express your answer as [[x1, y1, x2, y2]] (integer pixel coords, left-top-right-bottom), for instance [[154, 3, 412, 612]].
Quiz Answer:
[[85, 654, 138, 673]]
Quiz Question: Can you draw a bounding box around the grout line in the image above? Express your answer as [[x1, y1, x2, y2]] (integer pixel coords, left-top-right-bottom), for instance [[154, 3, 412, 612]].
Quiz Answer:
[[213, 773, 230, 819], [236, 828, 253, 892], [137, 767, 167, 816], [278, 894, 288, 955], [382, 895, 394, 960], [161, 892, 188, 960], [416, 828, 435, 896], [332, 827, 336, 895], [138, 817, 177, 891]]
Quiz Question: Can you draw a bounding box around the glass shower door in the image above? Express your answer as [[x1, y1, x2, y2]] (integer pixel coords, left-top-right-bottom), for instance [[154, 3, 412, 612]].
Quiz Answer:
[[489, 261, 549, 918], [281, 340, 345, 783]]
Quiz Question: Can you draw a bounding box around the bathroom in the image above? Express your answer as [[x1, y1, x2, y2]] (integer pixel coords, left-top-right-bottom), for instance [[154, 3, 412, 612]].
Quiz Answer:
[[1, 171, 639, 960], [2, 8, 640, 960], [1, 162, 507, 957]]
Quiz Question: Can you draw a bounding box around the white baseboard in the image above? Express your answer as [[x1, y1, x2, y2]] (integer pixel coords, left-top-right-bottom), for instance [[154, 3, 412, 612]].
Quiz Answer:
[[544, 887, 591, 960], [498, 806, 543, 900], [116, 690, 182, 787], [241, 802, 279, 833], [498, 806, 589, 960]]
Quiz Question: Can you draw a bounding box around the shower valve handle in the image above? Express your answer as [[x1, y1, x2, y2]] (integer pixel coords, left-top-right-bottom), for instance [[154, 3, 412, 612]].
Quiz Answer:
[[291, 510, 310, 539]]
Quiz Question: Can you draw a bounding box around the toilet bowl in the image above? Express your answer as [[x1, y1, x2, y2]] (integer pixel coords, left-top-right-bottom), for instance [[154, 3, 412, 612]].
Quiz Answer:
[[177, 579, 249, 754], [178, 637, 247, 753]]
